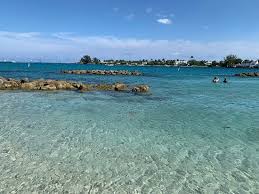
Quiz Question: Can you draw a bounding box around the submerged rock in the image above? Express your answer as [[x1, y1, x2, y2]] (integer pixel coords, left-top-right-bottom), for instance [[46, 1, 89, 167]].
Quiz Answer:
[[62, 70, 143, 76], [235, 72, 259, 77]]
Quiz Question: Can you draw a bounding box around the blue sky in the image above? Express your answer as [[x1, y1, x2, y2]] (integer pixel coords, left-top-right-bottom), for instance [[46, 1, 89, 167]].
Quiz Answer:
[[1, 0, 259, 62]]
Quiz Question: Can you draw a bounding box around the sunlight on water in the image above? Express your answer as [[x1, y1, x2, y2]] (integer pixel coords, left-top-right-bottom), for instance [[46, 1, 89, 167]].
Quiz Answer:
[[0, 63, 259, 193]]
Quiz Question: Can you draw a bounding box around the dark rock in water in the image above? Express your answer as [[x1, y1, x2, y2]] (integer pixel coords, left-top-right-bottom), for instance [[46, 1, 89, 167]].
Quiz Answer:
[[78, 84, 91, 91], [78, 85, 84, 91], [132, 85, 150, 93], [235, 72, 259, 77], [62, 70, 143, 76]]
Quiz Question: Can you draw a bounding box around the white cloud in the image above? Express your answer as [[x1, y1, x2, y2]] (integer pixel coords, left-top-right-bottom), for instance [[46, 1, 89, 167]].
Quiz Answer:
[[1, 31, 259, 62], [0, 31, 41, 39], [146, 8, 153, 14], [157, 18, 172, 25]]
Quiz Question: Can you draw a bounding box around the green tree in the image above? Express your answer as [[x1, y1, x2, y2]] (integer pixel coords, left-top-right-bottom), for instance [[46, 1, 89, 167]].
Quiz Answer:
[[92, 57, 100, 64], [188, 60, 206, 66], [223, 55, 242, 67], [188, 60, 200, 66], [80, 55, 92, 64]]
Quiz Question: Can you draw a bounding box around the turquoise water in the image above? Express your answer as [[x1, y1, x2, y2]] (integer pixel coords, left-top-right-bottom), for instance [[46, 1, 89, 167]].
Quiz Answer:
[[0, 63, 258, 193]]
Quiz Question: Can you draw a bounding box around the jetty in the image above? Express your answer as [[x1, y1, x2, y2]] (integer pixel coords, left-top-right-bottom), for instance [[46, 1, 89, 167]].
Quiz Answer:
[[0, 77, 149, 93], [62, 70, 143, 76], [235, 72, 259, 77]]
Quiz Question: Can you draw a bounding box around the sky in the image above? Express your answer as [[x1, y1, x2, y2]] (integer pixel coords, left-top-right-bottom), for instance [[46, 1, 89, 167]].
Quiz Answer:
[[1, 0, 259, 62]]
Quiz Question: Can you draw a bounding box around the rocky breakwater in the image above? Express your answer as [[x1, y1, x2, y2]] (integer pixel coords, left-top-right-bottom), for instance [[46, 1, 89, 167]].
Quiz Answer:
[[62, 70, 143, 76], [235, 72, 259, 77], [0, 77, 149, 93], [132, 85, 150, 93]]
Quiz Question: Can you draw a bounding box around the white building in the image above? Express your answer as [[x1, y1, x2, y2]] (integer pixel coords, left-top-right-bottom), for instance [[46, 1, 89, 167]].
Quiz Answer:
[[205, 61, 213, 66], [175, 60, 188, 66], [238, 60, 259, 68]]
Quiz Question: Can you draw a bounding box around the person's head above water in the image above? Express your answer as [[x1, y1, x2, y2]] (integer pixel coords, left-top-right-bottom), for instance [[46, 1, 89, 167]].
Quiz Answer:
[[212, 77, 220, 83], [223, 77, 228, 83]]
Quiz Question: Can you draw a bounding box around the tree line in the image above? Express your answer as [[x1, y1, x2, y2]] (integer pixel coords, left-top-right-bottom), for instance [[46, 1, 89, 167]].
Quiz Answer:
[[79, 55, 100, 64], [79, 54, 258, 67]]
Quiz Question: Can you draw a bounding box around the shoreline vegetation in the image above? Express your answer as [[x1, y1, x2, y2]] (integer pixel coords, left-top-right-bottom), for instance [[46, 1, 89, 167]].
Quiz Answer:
[[0, 76, 149, 93], [79, 54, 259, 68], [1, 55, 259, 69]]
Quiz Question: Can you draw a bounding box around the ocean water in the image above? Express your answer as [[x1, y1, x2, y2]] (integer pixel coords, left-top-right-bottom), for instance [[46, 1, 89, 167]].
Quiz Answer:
[[0, 62, 258, 193]]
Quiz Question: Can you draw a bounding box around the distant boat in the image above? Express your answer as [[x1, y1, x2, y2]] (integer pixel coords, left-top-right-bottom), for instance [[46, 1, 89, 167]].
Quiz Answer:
[[178, 66, 181, 72], [27, 63, 31, 68]]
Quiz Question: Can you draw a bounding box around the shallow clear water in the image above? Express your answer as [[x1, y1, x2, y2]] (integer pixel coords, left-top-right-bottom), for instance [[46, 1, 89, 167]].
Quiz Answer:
[[0, 63, 258, 193]]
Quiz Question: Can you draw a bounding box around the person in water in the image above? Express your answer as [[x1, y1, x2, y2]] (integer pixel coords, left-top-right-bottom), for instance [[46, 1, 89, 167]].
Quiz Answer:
[[223, 77, 228, 83], [212, 77, 220, 83]]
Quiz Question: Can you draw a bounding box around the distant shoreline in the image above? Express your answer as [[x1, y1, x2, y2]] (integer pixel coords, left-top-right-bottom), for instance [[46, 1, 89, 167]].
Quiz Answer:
[[0, 61, 259, 69]]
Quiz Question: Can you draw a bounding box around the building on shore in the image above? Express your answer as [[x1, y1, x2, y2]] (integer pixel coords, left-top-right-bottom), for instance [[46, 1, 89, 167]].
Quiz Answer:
[[205, 61, 213, 66], [237, 60, 259, 68], [175, 60, 188, 66]]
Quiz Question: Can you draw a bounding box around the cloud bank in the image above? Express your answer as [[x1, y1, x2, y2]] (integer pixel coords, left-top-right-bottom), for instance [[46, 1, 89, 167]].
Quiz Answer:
[[1, 31, 259, 62], [157, 18, 172, 25]]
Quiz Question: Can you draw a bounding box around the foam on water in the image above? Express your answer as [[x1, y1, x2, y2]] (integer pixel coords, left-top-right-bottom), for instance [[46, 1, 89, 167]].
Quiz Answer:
[[0, 63, 259, 193]]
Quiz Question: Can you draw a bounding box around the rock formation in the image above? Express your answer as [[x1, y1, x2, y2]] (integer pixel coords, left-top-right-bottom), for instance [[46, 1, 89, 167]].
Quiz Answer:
[[0, 77, 149, 93], [235, 72, 259, 77], [62, 70, 143, 76], [132, 85, 150, 93]]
